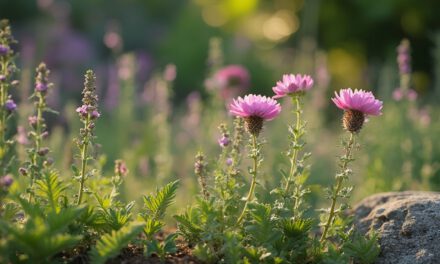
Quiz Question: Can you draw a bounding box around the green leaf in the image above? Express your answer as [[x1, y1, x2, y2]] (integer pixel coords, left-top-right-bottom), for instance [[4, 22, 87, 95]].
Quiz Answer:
[[142, 180, 178, 221], [90, 222, 144, 264], [343, 232, 380, 264], [35, 170, 68, 212]]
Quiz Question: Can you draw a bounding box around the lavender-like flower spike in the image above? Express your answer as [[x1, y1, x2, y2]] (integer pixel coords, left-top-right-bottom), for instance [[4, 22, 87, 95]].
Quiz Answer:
[[76, 70, 100, 205], [25, 62, 54, 203], [397, 39, 411, 75], [195, 152, 209, 200], [0, 19, 18, 174], [273, 74, 314, 99]]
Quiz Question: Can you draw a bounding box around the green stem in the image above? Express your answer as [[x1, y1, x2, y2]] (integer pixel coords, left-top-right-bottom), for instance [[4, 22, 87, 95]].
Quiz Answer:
[[28, 94, 44, 203], [320, 133, 355, 243], [76, 116, 91, 205], [284, 95, 302, 194], [236, 134, 258, 225], [0, 60, 7, 171]]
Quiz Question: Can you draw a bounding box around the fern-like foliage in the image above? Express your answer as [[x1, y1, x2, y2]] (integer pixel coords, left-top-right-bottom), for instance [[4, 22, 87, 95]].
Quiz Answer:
[[343, 231, 380, 264], [142, 180, 179, 221], [173, 207, 203, 243], [89, 221, 144, 264], [35, 170, 68, 213], [0, 198, 84, 263], [93, 192, 134, 232]]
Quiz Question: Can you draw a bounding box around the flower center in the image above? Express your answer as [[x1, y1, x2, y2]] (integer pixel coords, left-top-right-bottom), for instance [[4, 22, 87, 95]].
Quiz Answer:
[[244, 116, 264, 136], [343, 109, 365, 133]]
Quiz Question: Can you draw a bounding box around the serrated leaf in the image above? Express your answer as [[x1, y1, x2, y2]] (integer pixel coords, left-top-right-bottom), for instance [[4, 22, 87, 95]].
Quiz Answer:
[[143, 180, 178, 221], [89, 222, 144, 264]]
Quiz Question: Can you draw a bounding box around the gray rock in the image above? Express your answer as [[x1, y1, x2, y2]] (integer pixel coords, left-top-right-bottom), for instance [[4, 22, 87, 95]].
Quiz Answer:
[[352, 191, 440, 264]]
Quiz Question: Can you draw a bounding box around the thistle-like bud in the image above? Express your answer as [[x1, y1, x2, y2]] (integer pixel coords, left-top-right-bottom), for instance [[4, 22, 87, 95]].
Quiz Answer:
[[342, 110, 365, 133], [244, 116, 264, 136]]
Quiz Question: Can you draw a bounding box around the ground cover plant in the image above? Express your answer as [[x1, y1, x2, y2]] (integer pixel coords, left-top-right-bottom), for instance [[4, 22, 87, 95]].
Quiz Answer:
[[0, 8, 439, 262]]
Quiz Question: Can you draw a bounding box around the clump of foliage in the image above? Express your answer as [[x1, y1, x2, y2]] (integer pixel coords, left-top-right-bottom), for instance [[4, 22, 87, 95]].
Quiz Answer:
[[0, 21, 180, 264], [175, 83, 382, 263]]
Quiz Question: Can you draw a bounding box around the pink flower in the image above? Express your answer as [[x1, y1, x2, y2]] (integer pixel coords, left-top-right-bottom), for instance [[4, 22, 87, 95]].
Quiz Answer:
[[332, 88, 383, 116], [230, 94, 281, 120], [407, 89, 417, 101], [392, 89, 404, 101], [272, 74, 314, 98], [214, 65, 250, 98]]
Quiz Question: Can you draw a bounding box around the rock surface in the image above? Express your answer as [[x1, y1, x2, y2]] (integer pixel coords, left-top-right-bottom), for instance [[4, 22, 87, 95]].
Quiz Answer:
[[352, 191, 440, 264]]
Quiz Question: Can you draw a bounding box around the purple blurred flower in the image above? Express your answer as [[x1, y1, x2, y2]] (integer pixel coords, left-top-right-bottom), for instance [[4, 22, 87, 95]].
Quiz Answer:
[[0, 174, 13, 188], [273, 74, 314, 98], [5, 99, 17, 111], [0, 44, 9, 56], [35, 82, 48, 92], [91, 110, 100, 119], [226, 158, 233, 166], [76, 105, 88, 117], [392, 89, 404, 101], [214, 65, 250, 99], [218, 135, 230, 148], [0, 75, 5, 82], [397, 39, 411, 75], [392, 88, 417, 102]]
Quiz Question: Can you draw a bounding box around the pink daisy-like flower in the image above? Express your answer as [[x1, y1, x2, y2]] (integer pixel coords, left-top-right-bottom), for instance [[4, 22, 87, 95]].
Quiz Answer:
[[332, 88, 382, 116], [272, 74, 314, 99], [229, 94, 281, 135], [214, 65, 250, 99], [332, 88, 383, 133]]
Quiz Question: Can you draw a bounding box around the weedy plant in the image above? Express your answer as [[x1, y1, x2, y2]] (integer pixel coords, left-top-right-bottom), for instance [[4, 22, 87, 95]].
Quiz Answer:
[[0, 20, 180, 264], [175, 76, 382, 263]]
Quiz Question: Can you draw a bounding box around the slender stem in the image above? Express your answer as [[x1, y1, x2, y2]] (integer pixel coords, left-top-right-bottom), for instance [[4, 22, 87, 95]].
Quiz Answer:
[[28, 94, 44, 203], [236, 134, 258, 225], [320, 133, 355, 243], [0, 60, 7, 171], [76, 116, 91, 205], [285, 95, 302, 194]]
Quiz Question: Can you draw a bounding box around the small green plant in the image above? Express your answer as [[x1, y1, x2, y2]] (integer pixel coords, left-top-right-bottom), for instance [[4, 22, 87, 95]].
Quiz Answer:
[[176, 80, 382, 263]]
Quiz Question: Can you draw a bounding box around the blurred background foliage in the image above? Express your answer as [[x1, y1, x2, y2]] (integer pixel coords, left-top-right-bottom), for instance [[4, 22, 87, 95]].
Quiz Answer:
[[1, 0, 440, 209]]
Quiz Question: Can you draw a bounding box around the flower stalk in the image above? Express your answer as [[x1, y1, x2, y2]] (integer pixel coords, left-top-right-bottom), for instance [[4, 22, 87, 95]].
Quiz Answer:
[[0, 20, 17, 174], [236, 134, 259, 225], [27, 63, 52, 203], [320, 132, 355, 243], [75, 70, 99, 205], [284, 95, 302, 194]]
